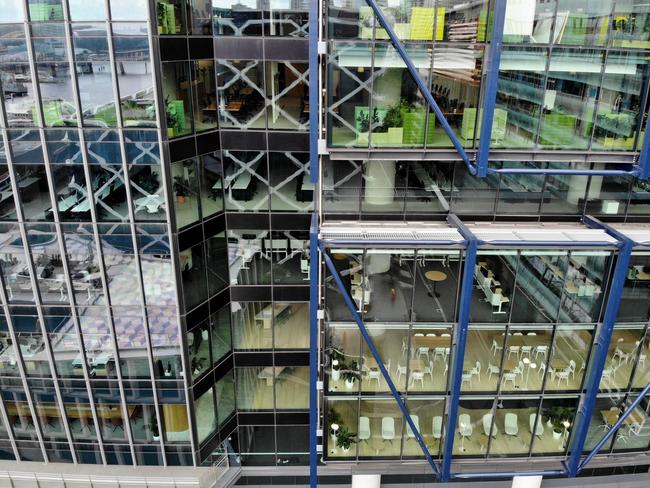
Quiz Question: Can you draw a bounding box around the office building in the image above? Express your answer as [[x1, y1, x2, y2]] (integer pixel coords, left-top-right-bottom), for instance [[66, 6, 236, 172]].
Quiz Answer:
[[0, 0, 649, 487]]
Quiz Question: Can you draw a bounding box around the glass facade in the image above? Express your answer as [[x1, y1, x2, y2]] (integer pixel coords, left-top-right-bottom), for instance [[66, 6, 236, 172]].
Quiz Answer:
[[0, 0, 650, 480]]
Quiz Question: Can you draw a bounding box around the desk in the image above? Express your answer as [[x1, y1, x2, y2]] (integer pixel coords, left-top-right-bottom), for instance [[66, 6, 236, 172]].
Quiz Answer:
[[225, 101, 243, 112], [601, 408, 645, 429], [240, 87, 254, 96], [258, 366, 285, 386], [424, 270, 447, 298], [550, 358, 568, 371], [134, 195, 164, 214]]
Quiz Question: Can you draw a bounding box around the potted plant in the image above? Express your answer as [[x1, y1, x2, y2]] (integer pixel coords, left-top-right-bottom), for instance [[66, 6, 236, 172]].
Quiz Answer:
[[341, 361, 360, 390], [335, 427, 357, 453], [148, 414, 160, 441], [173, 175, 188, 204], [371, 102, 404, 146], [543, 406, 573, 440]]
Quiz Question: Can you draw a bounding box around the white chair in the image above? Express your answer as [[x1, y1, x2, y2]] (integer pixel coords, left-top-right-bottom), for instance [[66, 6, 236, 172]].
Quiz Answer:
[[507, 345, 520, 360], [458, 414, 473, 451], [367, 368, 381, 387], [406, 415, 420, 439], [513, 360, 525, 379], [504, 413, 518, 436], [433, 347, 447, 361], [533, 345, 548, 360], [382, 417, 395, 443], [432, 416, 443, 440], [529, 413, 544, 438], [487, 363, 500, 380], [441, 333, 451, 338], [410, 370, 425, 388], [401, 337, 407, 355], [555, 369, 570, 386], [300, 258, 310, 279], [383, 358, 391, 374], [639, 353, 646, 369], [527, 332, 537, 336], [417, 347, 430, 362], [414, 333, 424, 337], [491, 338, 503, 356], [424, 360, 434, 381], [358, 416, 371, 442], [482, 413, 497, 437], [502, 372, 517, 388], [520, 345, 533, 358], [513, 332, 523, 336], [601, 365, 616, 383], [461, 371, 473, 388], [471, 361, 481, 381], [396, 363, 407, 383], [568, 359, 576, 379], [426, 333, 436, 337]]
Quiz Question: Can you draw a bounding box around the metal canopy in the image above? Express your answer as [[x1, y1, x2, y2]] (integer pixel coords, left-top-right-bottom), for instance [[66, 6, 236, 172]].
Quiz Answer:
[[612, 223, 650, 247]]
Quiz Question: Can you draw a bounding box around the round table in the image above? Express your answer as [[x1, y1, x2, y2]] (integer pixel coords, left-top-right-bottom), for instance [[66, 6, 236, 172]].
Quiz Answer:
[[424, 270, 447, 298]]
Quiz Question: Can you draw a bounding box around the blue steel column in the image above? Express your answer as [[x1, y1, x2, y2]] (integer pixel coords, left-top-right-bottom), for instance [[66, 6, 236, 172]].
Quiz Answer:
[[566, 223, 632, 477], [441, 215, 477, 482], [320, 246, 440, 477], [363, 0, 476, 174], [476, 0, 506, 177], [309, 214, 319, 488]]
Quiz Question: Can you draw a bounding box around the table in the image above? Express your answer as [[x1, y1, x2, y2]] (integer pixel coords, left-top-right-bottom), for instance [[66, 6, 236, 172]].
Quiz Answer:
[[424, 270, 447, 298], [550, 358, 568, 371], [225, 101, 243, 112], [409, 359, 423, 372], [413, 335, 451, 349], [258, 366, 286, 386], [601, 408, 645, 429]]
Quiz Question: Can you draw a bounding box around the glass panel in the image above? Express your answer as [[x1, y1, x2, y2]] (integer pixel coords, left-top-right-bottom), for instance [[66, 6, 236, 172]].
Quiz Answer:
[[206, 231, 229, 295], [0, 0, 25, 22], [495, 47, 547, 149], [359, 399, 402, 458], [488, 398, 537, 456], [191, 60, 218, 133], [451, 164, 498, 214], [0, 36, 33, 127], [463, 326, 503, 393], [216, 369, 235, 424], [210, 306, 231, 364], [195, 387, 217, 444], [28, 0, 64, 21], [612, 395, 650, 451], [326, 397, 357, 459], [599, 326, 643, 392], [410, 325, 450, 392], [223, 150, 269, 212], [188, 321, 211, 380], [161, 403, 190, 442], [511, 250, 567, 324], [267, 0, 309, 37], [227, 228, 271, 285], [69, 0, 106, 20], [199, 153, 223, 218], [325, 250, 363, 321], [545, 326, 592, 392], [455, 398, 493, 456], [502, 0, 556, 44], [191, 0, 213, 34], [327, 323, 361, 394], [236, 366, 274, 410], [500, 327, 552, 393], [321, 159, 362, 215], [363, 250, 413, 322], [611, 0, 650, 49], [180, 242, 208, 310], [266, 61, 308, 131], [111, 0, 149, 20], [583, 395, 620, 451], [156, 0, 187, 35], [559, 250, 611, 323], [532, 396, 577, 456], [403, 398, 445, 458], [162, 62, 193, 138], [270, 230, 309, 284], [269, 152, 312, 213], [37, 62, 76, 127], [217, 60, 266, 129], [172, 158, 200, 229], [275, 366, 308, 409], [591, 51, 647, 151], [274, 303, 309, 349], [471, 251, 516, 323], [359, 324, 407, 393], [213, 0, 264, 36], [232, 302, 272, 350]]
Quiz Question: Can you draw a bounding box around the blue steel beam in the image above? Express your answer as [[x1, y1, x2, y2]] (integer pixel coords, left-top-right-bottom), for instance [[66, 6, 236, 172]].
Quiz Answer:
[[577, 381, 650, 473], [487, 168, 639, 177], [308, 0, 318, 184], [309, 213, 319, 488], [476, 0, 507, 177], [363, 0, 476, 175], [565, 223, 633, 477], [320, 246, 441, 478], [441, 215, 477, 482]]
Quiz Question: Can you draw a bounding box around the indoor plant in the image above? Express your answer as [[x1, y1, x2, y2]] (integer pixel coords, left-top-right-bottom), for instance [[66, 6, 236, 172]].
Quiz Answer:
[[173, 175, 188, 204], [148, 414, 160, 441], [341, 361, 360, 390], [335, 427, 357, 453]]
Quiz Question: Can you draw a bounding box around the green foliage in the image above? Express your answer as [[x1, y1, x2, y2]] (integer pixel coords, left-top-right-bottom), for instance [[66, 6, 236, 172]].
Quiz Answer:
[[335, 427, 357, 450]]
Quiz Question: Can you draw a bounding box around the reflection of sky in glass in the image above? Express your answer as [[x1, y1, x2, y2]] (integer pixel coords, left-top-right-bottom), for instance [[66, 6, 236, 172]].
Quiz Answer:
[[0, 0, 24, 23], [110, 0, 149, 20]]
